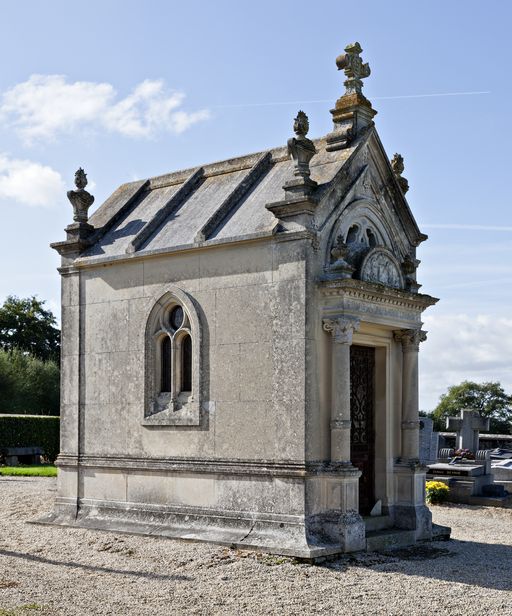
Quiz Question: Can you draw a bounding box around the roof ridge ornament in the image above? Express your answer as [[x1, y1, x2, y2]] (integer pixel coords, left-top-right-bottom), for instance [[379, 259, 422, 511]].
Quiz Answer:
[[67, 167, 95, 223], [283, 110, 318, 198], [336, 42, 371, 97], [326, 42, 377, 152], [51, 168, 95, 258]]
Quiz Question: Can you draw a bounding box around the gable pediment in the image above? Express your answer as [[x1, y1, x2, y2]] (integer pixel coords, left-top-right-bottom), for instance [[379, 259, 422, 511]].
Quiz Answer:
[[316, 129, 425, 293]]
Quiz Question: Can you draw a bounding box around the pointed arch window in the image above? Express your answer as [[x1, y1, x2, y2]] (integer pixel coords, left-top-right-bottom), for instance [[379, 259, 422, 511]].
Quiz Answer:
[[181, 334, 192, 393], [144, 287, 202, 426], [346, 224, 359, 244], [160, 336, 172, 392]]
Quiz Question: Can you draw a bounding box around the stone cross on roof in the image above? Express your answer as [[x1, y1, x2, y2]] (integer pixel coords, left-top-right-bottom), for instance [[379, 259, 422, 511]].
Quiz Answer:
[[446, 409, 490, 452], [335, 42, 371, 96]]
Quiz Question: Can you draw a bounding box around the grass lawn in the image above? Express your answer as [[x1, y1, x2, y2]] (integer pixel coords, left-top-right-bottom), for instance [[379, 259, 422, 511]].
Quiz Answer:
[[0, 465, 57, 477]]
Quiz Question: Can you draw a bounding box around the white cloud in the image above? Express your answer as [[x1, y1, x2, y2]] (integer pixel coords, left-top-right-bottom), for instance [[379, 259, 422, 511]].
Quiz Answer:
[[0, 75, 210, 143], [420, 313, 512, 411], [0, 154, 64, 206]]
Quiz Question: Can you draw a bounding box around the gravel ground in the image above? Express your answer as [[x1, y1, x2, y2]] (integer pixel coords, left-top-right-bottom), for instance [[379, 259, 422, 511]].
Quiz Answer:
[[1, 477, 511, 616]]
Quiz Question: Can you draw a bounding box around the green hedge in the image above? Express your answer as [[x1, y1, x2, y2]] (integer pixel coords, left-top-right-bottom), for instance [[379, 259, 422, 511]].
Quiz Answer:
[[0, 414, 60, 462]]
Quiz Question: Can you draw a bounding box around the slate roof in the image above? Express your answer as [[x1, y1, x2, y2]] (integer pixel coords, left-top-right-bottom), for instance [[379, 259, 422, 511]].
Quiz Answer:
[[81, 136, 358, 261]]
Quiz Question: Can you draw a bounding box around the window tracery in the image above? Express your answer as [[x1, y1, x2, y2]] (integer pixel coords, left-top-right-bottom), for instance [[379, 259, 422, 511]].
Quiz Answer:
[[143, 288, 201, 426]]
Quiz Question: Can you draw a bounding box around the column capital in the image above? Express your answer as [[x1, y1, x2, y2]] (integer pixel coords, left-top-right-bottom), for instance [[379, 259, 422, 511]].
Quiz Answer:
[[393, 328, 427, 351], [323, 317, 360, 344]]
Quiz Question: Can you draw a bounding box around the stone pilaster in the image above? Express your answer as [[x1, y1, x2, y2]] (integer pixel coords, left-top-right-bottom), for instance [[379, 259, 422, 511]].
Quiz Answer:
[[323, 317, 360, 464], [393, 328, 427, 462]]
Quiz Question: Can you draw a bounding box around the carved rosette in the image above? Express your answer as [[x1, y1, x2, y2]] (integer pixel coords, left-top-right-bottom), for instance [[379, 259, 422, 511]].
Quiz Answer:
[[323, 317, 360, 345], [393, 329, 427, 352]]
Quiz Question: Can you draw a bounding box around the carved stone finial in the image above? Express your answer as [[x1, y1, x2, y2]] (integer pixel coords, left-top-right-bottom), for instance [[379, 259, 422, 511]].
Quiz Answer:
[[74, 167, 88, 190], [67, 168, 95, 223], [326, 42, 377, 152], [329, 235, 355, 278], [336, 42, 371, 96], [284, 110, 318, 198], [294, 110, 309, 137], [391, 153, 409, 194]]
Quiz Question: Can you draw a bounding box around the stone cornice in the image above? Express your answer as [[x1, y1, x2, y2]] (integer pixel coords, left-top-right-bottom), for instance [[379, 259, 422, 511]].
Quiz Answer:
[[318, 277, 438, 311], [60, 228, 316, 272], [56, 453, 361, 478]]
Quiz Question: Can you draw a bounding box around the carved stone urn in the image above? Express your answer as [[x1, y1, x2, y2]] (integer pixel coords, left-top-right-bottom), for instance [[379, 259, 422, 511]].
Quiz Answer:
[[67, 168, 95, 223]]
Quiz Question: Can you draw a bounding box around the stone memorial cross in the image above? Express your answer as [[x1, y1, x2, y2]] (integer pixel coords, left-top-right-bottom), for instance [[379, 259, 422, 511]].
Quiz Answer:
[[446, 409, 490, 453]]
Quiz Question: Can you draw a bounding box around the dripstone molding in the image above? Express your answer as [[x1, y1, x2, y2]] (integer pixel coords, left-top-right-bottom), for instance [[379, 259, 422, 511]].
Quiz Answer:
[[40, 42, 444, 558]]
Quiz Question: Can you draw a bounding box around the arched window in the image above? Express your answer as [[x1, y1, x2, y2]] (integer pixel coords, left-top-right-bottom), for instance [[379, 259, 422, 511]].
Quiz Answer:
[[160, 336, 172, 392], [366, 228, 377, 247], [346, 225, 359, 243], [144, 287, 202, 426], [181, 334, 192, 393]]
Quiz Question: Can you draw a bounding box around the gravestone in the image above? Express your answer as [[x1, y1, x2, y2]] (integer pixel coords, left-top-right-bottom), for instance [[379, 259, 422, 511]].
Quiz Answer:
[[427, 413, 511, 503], [419, 417, 439, 464], [446, 409, 489, 452]]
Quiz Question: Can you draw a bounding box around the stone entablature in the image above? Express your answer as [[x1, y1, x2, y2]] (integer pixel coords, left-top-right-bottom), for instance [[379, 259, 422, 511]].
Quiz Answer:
[[318, 278, 437, 330]]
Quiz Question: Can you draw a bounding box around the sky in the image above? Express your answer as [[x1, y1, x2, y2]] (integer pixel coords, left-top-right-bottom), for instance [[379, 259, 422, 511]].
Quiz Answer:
[[0, 0, 510, 411]]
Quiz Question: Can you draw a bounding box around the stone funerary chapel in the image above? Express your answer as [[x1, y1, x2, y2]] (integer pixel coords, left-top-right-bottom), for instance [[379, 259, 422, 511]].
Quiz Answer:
[[46, 43, 438, 557]]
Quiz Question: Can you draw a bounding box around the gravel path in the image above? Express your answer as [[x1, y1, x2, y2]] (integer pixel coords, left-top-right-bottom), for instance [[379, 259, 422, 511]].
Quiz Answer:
[[1, 477, 511, 615]]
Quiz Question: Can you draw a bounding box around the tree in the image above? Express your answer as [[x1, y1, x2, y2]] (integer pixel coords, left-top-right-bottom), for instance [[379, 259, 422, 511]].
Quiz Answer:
[[0, 348, 60, 415], [0, 296, 60, 362], [432, 381, 512, 434]]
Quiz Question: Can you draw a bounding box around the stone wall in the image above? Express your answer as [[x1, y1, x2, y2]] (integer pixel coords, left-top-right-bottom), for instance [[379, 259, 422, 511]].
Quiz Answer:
[[62, 237, 309, 465]]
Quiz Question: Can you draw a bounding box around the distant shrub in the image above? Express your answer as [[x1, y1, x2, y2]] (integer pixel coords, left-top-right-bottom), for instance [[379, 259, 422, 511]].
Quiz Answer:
[[426, 480, 449, 505], [0, 414, 60, 462], [0, 348, 59, 415]]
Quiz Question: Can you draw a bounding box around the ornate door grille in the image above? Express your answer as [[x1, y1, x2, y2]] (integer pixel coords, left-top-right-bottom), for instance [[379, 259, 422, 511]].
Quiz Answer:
[[350, 345, 375, 515]]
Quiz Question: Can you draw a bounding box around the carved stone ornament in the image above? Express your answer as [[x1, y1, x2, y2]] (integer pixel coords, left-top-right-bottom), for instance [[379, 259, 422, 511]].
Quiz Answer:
[[329, 235, 355, 278], [401, 254, 421, 292], [67, 168, 95, 223], [323, 317, 360, 344], [326, 42, 376, 152], [360, 247, 404, 289], [401, 254, 417, 276], [336, 42, 371, 96], [361, 168, 372, 194], [393, 328, 427, 351], [391, 153, 409, 194], [287, 111, 317, 179]]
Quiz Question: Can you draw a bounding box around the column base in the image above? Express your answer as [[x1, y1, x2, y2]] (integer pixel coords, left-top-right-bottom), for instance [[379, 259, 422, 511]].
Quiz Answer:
[[393, 463, 432, 540]]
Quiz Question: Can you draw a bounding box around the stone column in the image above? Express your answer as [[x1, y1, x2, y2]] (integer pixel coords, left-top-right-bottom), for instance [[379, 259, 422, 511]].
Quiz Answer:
[[394, 329, 427, 462], [323, 317, 360, 464]]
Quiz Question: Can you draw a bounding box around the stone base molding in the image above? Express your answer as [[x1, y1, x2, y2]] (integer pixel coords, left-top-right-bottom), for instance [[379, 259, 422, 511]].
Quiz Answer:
[[393, 463, 432, 540], [36, 461, 367, 560]]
